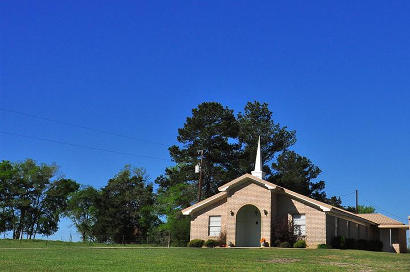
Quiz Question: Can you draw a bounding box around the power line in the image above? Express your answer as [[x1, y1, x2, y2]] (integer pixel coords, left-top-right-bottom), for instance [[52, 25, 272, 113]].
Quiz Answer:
[[337, 191, 405, 222], [0, 130, 169, 161], [0, 107, 169, 147], [338, 191, 355, 198], [340, 195, 355, 203], [359, 198, 406, 222]]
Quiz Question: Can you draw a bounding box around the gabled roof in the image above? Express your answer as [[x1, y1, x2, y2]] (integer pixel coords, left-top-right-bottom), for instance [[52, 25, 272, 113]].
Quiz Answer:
[[218, 174, 276, 191], [181, 192, 227, 215], [275, 187, 376, 225], [277, 187, 332, 212]]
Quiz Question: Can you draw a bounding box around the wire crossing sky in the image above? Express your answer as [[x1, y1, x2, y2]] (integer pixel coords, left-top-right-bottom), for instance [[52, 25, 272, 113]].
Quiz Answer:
[[1, 1, 409, 241]]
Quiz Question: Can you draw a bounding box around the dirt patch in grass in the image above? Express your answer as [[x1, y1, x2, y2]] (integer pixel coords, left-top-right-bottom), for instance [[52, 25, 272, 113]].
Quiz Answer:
[[263, 258, 300, 264], [320, 261, 373, 272], [322, 261, 352, 267], [321, 254, 350, 260]]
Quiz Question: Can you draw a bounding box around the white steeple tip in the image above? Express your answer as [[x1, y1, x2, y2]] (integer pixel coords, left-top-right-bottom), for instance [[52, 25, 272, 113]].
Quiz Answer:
[[251, 136, 265, 179]]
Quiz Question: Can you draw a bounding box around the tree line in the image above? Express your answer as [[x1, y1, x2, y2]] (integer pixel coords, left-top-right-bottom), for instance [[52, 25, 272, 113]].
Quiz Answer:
[[0, 159, 79, 239], [0, 101, 373, 245]]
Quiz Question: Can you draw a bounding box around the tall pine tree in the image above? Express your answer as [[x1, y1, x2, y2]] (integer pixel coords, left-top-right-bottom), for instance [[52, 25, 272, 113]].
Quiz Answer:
[[168, 102, 240, 198]]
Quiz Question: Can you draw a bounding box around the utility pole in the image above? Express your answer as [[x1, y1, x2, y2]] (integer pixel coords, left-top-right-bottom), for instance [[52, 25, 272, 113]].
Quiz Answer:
[[355, 189, 359, 213], [197, 150, 204, 202]]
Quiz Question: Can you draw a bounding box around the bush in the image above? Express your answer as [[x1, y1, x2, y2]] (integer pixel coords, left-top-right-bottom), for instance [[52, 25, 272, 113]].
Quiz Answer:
[[317, 244, 331, 249], [188, 239, 205, 248], [293, 240, 307, 248], [273, 239, 281, 247], [204, 239, 220, 248], [272, 218, 298, 246], [331, 236, 383, 251], [331, 236, 346, 249], [279, 241, 290, 248]]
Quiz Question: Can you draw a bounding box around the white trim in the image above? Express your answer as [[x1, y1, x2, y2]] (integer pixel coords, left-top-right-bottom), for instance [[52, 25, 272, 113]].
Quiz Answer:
[[219, 179, 276, 192], [182, 209, 193, 215], [219, 186, 228, 192], [287, 193, 330, 211], [378, 224, 409, 229], [320, 206, 331, 212], [181, 193, 226, 215], [208, 216, 222, 236], [265, 184, 276, 190]]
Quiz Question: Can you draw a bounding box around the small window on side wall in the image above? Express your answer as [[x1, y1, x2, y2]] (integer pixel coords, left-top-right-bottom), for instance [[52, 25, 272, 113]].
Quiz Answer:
[[293, 214, 306, 236], [209, 216, 221, 236]]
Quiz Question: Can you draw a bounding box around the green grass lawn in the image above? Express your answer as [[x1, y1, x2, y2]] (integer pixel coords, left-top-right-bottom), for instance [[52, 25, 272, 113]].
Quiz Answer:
[[1, 240, 409, 271]]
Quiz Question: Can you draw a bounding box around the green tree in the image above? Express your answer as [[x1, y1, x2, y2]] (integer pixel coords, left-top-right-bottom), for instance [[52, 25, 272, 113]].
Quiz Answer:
[[270, 151, 342, 205], [345, 205, 376, 214], [0, 159, 79, 239], [66, 186, 99, 241], [93, 166, 158, 243], [13, 159, 58, 239], [32, 178, 80, 238], [0, 160, 17, 234], [155, 165, 196, 246], [169, 102, 240, 199], [271, 151, 325, 199], [326, 196, 343, 208], [237, 101, 296, 176]]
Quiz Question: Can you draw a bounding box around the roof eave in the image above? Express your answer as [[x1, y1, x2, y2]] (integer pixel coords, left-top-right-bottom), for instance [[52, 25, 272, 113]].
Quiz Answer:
[[329, 208, 377, 225], [277, 187, 332, 212], [378, 224, 410, 229], [218, 174, 277, 192], [181, 192, 227, 216]]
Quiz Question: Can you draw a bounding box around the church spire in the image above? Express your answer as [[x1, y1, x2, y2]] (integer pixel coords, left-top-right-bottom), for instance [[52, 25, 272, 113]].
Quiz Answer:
[[251, 136, 265, 179]]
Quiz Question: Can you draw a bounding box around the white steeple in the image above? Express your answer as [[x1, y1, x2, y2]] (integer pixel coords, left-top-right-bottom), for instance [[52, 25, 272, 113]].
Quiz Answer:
[[251, 136, 265, 179]]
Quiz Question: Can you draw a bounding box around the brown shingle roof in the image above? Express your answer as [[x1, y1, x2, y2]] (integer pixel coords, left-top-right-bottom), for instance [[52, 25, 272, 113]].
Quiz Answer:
[[358, 213, 404, 225]]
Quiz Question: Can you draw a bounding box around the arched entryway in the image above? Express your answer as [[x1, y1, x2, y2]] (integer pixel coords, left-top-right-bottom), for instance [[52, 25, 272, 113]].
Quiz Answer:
[[235, 204, 261, 247]]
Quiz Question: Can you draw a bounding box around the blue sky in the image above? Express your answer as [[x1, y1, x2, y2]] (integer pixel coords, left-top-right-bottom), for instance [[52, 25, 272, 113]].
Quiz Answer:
[[1, 1, 409, 241]]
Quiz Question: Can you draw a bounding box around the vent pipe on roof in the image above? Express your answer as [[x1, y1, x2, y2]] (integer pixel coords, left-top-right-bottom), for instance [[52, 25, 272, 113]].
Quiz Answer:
[[251, 136, 266, 180]]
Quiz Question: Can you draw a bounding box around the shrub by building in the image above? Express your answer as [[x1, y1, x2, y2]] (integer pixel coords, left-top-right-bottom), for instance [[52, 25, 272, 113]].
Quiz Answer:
[[317, 244, 331, 249], [279, 241, 290, 248], [331, 236, 383, 251], [188, 239, 205, 247], [293, 240, 306, 248], [204, 239, 220, 248]]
